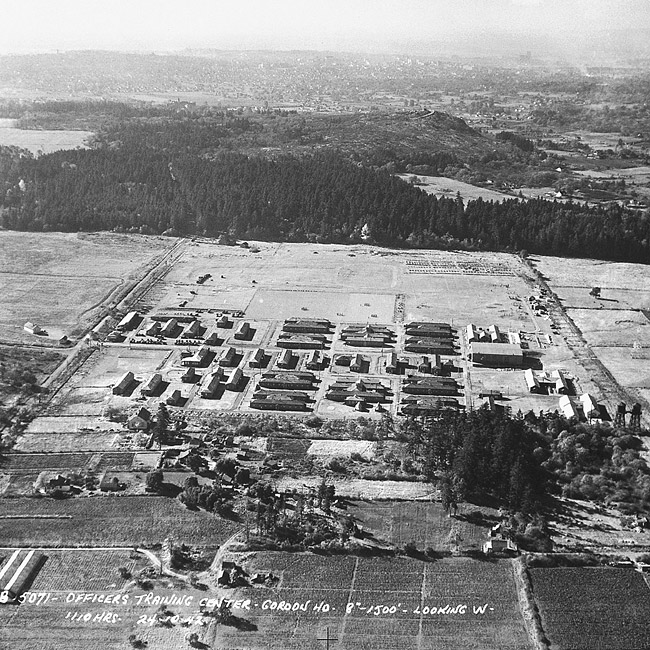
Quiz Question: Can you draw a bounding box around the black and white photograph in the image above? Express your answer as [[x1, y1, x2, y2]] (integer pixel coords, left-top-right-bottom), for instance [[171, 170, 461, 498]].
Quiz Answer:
[[0, 1, 650, 648]]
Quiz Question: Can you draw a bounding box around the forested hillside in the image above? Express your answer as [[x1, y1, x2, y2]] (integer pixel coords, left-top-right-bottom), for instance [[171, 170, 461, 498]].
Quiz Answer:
[[0, 107, 649, 262]]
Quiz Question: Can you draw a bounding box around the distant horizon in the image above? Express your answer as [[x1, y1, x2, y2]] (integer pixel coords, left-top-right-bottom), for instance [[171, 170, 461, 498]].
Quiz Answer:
[[2, 1, 649, 62]]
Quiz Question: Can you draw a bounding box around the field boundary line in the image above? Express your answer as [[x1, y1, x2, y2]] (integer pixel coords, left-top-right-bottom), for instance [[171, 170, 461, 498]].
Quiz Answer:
[[416, 562, 426, 649], [512, 558, 550, 650], [339, 555, 359, 644]]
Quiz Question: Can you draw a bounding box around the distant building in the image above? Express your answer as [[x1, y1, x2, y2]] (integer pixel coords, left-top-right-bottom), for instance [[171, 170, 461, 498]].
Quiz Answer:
[[277, 349, 293, 368], [23, 322, 45, 336], [182, 345, 211, 367], [406, 322, 453, 339], [259, 371, 316, 391], [113, 371, 135, 395], [580, 393, 600, 419], [350, 354, 366, 373], [305, 349, 322, 370], [225, 367, 244, 390], [249, 348, 266, 368], [341, 324, 393, 347], [140, 373, 163, 397], [127, 407, 151, 430], [470, 343, 524, 367], [251, 391, 309, 411], [404, 338, 456, 355], [488, 324, 500, 343], [402, 377, 459, 396], [283, 318, 332, 334], [166, 389, 183, 406], [161, 318, 178, 337], [234, 321, 251, 340], [181, 320, 201, 339], [277, 335, 326, 349], [386, 352, 400, 374], [201, 371, 223, 398], [218, 346, 237, 367], [401, 396, 459, 416], [116, 311, 140, 332], [181, 366, 198, 383], [559, 395, 579, 419]]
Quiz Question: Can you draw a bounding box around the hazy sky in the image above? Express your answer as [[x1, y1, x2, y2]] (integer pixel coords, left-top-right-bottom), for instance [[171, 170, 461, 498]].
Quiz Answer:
[[2, 0, 649, 55]]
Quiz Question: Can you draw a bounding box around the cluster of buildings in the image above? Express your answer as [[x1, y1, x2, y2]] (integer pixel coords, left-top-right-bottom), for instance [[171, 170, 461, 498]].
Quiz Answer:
[[467, 323, 525, 368]]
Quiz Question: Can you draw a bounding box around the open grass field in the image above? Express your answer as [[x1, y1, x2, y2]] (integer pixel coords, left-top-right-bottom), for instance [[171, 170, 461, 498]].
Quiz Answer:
[[0, 119, 92, 154], [0, 496, 239, 547], [348, 502, 496, 552], [0, 231, 173, 343], [398, 174, 516, 203], [198, 553, 531, 650], [530, 567, 650, 650]]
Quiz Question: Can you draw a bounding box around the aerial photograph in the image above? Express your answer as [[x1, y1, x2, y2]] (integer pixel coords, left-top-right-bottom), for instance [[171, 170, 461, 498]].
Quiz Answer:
[[1, 1, 650, 648]]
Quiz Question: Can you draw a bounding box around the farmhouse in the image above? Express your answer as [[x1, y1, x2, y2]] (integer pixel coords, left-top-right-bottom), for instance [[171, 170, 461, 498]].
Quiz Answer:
[[201, 371, 223, 398], [140, 373, 163, 397], [259, 371, 316, 390], [182, 345, 211, 367], [404, 337, 457, 355], [161, 318, 179, 337], [23, 321, 45, 335], [283, 317, 332, 334], [469, 342, 524, 367], [277, 349, 294, 368], [249, 348, 266, 368], [99, 473, 122, 492], [116, 311, 140, 331], [402, 377, 460, 395], [218, 346, 238, 367], [128, 407, 152, 430], [234, 321, 251, 340], [225, 367, 244, 390], [112, 371, 135, 395]]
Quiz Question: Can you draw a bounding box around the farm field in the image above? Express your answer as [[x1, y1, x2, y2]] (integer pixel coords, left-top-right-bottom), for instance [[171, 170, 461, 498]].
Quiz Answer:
[[529, 567, 650, 650], [199, 554, 531, 650], [275, 477, 436, 500], [348, 501, 497, 552], [397, 173, 516, 202], [0, 496, 238, 547], [0, 231, 174, 343], [0, 118, 92, 154]]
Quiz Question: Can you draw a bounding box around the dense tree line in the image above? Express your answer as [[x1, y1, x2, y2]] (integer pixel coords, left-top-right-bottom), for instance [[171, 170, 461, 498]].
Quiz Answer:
[[1, 140, 649, 262], [398, 408, 650, 515]]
